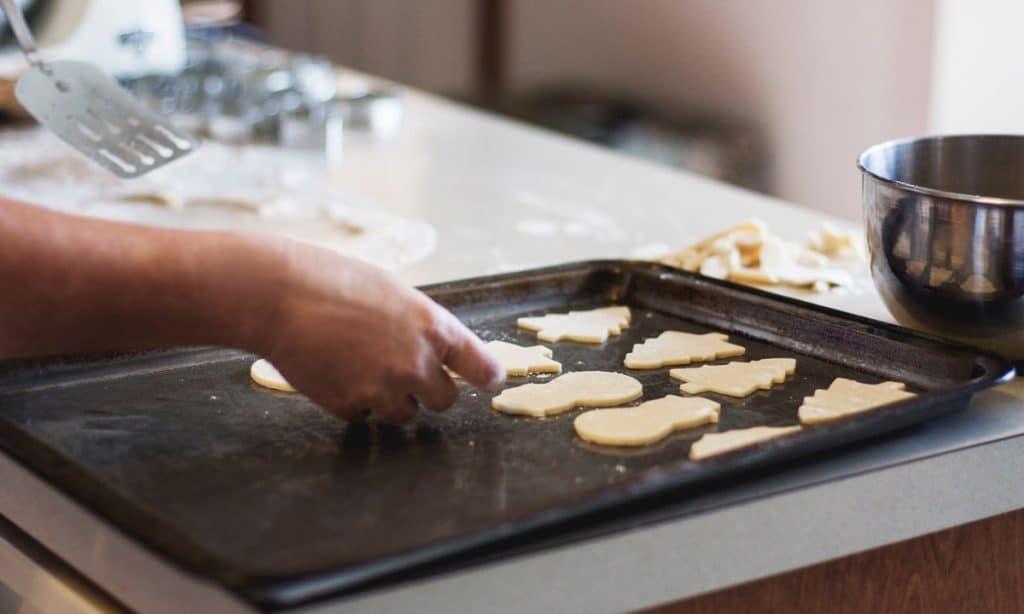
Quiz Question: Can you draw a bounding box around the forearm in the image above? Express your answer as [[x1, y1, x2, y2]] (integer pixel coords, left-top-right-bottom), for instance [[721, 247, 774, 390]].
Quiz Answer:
[[0, 197, 280, 358], [0, 195, 504, 421]]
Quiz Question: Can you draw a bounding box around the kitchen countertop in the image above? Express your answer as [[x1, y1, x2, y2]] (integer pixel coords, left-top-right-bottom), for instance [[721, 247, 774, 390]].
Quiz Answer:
[[1, 80, 1023, 614]]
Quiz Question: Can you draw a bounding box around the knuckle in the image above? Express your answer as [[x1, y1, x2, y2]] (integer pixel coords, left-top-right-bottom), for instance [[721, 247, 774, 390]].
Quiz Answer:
[[419, 306, 450, 346], [387, 361, 422, 387], [422, 378, 458, 411], [315, 384, 385, 421]]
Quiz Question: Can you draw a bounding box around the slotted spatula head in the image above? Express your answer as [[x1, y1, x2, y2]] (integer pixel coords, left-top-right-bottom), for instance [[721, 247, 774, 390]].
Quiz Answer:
[[14, 60, 198, 178]]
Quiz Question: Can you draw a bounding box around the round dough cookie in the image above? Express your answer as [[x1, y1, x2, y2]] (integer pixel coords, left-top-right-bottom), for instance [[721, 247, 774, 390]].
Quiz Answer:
[[624, 331, 745, 369], [250, 358, 295, 392], [492, 371, 642, 417], [670, 357, 796, 397]]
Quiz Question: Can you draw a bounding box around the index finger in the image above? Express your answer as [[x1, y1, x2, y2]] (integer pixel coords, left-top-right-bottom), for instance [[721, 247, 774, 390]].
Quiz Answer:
[[438, 312, 505, 391]]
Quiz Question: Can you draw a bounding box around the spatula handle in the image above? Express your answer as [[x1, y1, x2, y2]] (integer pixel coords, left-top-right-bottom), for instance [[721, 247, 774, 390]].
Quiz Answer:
[[0, 0, 40, 66]]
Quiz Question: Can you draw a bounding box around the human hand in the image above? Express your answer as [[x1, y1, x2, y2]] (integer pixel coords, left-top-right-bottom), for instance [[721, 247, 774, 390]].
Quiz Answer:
[[252, 241, 504, 423]]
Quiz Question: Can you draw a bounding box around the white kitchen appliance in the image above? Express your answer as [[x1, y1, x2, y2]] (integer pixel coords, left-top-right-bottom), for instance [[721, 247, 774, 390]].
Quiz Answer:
[[0, 0, 186, 78]]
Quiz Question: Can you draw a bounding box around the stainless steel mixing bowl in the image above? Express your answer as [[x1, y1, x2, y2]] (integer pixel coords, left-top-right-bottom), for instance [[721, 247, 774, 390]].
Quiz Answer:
[[860, 134, 1024, 359]]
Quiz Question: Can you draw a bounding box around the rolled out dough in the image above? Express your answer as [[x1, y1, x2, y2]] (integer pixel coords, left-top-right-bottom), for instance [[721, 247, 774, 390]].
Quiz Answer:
[[624, 331, 746, 369], [491, 371, 642, 417], [517, 306, 631, 344], [0, 129, 438, 272], [250, 359, 295, 392], [574, 395, 720, 446], [689, 425, 802, 460], [799, 378, 915, 425], [670, 358, 796, 397]]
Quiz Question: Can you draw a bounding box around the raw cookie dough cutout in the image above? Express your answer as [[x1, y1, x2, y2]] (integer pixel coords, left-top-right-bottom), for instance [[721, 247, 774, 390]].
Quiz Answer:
[[451, 341, 561, 377], [689, 425, 802, 460], [574, 395, 720, 446], [657, 218, 857, 292], [492, 371, 642, 417], [517, 306, 631, 344], [670, 358, 796, 397], [799, 378, 915, 424], [250, 358, 295, 392], [624, 331, 746, 369], [808, 223, 864, 261], [487, 340, 561, 375]]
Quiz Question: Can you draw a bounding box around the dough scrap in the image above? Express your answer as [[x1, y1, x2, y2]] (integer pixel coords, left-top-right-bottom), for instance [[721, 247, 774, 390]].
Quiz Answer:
[[799, 378, 915, 424], [492, 371, 642, 417], [657, 219, 856, 292], [517, 306, 631, 344], [660, 220, 768, 272], [740, 235, 854, 288], [670, 358, 796, 397], [250, 358, 295, 392], [484, 340, 562, 376], [689, 425, 802, 460], [574, 395, 720, 446], [807, 222, 864, 261], [624, 331, 746, 369]]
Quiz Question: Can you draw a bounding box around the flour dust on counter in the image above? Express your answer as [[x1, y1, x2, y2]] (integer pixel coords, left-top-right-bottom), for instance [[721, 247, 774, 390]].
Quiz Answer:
[[0, 128, 436, 271]]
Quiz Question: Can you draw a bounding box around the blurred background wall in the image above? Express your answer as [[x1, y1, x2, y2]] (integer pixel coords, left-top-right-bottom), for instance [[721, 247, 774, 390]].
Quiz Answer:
[[248, 0, 1012, 221], [254, 0, 477, 97], [504, 1, 933, 219], [928, 0, 1024, 134]]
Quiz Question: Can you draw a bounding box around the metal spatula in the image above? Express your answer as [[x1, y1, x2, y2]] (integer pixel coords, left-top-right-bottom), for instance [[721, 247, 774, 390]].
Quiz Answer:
[[0, 0, 197, 178]]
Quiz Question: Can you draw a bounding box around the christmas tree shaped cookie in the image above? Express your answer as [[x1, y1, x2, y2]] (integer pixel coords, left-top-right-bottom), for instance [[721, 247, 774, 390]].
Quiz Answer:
[[670, 358, 796, 397], [799, 378, 915, 424], [517, 306, 631, 344], [624, 331, 746, 369]]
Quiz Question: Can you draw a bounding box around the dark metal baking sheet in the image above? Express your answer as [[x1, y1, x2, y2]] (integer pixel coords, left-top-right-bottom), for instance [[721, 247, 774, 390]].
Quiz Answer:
[[0, 261, 1012, 608]]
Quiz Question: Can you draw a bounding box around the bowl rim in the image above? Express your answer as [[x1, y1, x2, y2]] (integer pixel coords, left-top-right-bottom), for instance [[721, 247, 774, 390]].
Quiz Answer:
[[858, 133, 1024, 207]]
